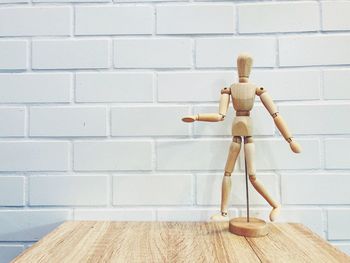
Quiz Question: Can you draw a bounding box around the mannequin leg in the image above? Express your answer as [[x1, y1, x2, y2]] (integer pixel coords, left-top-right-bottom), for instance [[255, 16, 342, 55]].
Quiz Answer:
[[211, 136, 241, 221], [244, 136, 280, 221]]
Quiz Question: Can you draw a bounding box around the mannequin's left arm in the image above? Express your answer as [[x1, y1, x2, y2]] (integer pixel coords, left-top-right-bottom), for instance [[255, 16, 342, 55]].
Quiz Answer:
[[256, 87, 301, 153]]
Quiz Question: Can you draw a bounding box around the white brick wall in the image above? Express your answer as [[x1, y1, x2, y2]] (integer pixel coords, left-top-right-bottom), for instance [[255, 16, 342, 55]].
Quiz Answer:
[[1, 0, 350, 261], [238, 2, 319, 34], [0, 7, 71, 36]]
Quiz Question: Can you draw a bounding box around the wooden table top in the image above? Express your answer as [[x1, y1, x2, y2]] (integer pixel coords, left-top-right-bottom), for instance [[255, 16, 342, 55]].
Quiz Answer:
[[12, 221, 350, 263]]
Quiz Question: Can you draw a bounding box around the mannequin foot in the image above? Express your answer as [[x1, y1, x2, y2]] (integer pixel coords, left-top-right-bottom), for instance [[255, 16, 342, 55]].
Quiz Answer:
[[211, 212, 229, 221], [269, 206, 280, 222]]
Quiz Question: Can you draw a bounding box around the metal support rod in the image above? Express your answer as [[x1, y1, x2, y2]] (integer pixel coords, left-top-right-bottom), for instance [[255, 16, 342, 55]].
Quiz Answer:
[[244, 150, 250, 223]]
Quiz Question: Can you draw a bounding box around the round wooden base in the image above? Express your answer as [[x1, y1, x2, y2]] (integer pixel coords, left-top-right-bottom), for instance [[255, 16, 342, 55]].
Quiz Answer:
[[229, 217, 268, 237]]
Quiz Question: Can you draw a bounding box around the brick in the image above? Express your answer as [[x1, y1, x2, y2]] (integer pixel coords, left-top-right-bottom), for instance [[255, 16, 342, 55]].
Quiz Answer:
[[0, 142, 69, 171], [0, 176, 24, 206], [279, 104, 350, 135], [0, 40, 27, 70], [32, 39, 110, 69], [247, 208, 324, 237], [282, 173, 350, 205], [116, 0, 182, 2], [0, 7, 71, 36], [76, 72, 153, 103], [193, 105, 274, 136], [0, 73, 71, 103], [0, 0, 27, 2], [157, 139, 231, 171], [196, 37, 275, 68], [157, 4, 235, 34], [158, 70, 320, 102], [111, 106, 190, 136], [279, 35, 350, 66], [113, 175, 193, 205], [74, 209, 155, 221], [322, 1, 350, 31], [30, 107, 107, 137], [328, 209, 350, 240], [251, 70, 320, 101], [74, 141, 152, 171], [196, 173, 278, 206], [248, 139, 320, 170], [238, 2, 319, 33], [34, 0, 107, 2], [325, 139, 350, 169], [157, 71, 233, 102], [0, 210, 71, 241], [114, 39, 192, 68], [76, 6, 153, 35], [0, 245, 24, 263], [323, 69, 350, 100], [0, 108, 25, 137], [157, 208, 238, 221], [29, 175, 108, 206]]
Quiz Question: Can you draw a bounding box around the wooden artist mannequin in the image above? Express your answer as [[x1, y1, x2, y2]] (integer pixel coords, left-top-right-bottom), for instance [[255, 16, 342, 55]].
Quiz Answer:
[[182, 53, 301, 234]]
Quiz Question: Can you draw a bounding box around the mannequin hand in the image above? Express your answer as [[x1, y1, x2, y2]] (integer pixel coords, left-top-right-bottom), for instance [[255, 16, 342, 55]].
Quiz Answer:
[[182, 115, 198, 123], [289, 140, 302, 153]]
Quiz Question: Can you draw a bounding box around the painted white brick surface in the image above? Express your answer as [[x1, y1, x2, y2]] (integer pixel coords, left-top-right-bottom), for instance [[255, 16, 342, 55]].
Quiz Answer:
[[0, 40, 27, 70], [32, 39, 110, 69], [196, 173, 278, 206], [251, 70, 320, 101], [113, 175, 193, 205], [30, 107, 107, 137], [0, 0, 350, 257], [157, 4, 235, 34], [157, 71, 233, 102], [196, 37, 275, 68], [0, 0, 27, 3], [74, 141, 152, 171], [246, 139, 320, 170], [238, 2, 319, 34], [76, 6, 153, 35], [328, 209, 350, 240], [76, 72, 153, 102], [74, 209, 155, 221], [0, 108, 25, 137], [114, 39, 192, 68], [111, 106, 189, 136], [0, 245, 24, 263], [279, 104, 350, 135], [0, 176, 24, 206], [325, 139, 350, 169], [322, 1, 350, 31], [0, 210, 71, 241], [279, 35, 350, 66], [0, 142, 69, 171], [0, 73, 71, 103], [282, 173, 350, 205], [323, 69, 350, 100], [157, 139, 231, 171], [0, 7, 71, 36], [29, 175, 108, 206]]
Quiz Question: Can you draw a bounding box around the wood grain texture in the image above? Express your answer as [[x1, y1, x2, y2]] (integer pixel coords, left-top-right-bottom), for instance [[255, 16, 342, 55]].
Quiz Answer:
[[12, 222, 350, 263]]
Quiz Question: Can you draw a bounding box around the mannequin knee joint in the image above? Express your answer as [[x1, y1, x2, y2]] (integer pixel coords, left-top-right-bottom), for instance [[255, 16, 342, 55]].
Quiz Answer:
[[233, 136, 242, 144], [244, 136, 253, 144], [224, 172, 231, 177]]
